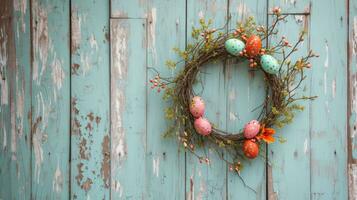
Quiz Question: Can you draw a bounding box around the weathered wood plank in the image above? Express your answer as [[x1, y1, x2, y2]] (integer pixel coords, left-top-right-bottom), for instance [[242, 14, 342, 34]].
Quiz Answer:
[[145, 0, 186, 199], [185, 0, 228, 199], [110, 18, 147, 199], [349, 0, 357, 198], [30, 0, 70, 199], [267, 14, 311, 200], [11, 0, 32, 198], [269, 0, 310, 14], [227, 1, 267, 199], [0, 0, 16, 199], [111, 0, 147, 18], [70, 0, 110, 199], [310, 0, 348, 199]]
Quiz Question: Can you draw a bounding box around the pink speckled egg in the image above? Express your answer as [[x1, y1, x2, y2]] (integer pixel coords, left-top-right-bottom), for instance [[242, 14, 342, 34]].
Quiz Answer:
[[190, 96, 205, 118], [194, 117, 212, 136], [243, 120, 261, 139]]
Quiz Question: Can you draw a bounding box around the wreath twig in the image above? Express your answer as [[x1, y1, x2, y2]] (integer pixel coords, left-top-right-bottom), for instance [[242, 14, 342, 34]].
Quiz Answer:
[[149, 7, 318, 174]]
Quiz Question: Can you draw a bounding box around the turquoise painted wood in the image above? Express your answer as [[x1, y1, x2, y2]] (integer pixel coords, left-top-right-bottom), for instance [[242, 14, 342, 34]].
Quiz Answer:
[[0, 0, 352, 199], [31, 0, 70, 199], [268, 14, 311, 200], [12, 0, 32, 198], [70, 0, 110, 199], [145, 1, 186, 199], [110, 18, 147, 199]]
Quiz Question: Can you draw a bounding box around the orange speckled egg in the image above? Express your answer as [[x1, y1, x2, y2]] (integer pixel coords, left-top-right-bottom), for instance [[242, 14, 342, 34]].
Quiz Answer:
[[245, 35, 262, 57], [242, 140, 259, 159]]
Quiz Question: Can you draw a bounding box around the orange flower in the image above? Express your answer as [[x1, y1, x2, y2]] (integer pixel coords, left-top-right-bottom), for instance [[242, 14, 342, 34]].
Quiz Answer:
[[256, 125, 275, 144]]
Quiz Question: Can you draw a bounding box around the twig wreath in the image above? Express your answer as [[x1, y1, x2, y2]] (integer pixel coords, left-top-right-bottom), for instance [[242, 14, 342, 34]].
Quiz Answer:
[[150, 8, 318, 174]]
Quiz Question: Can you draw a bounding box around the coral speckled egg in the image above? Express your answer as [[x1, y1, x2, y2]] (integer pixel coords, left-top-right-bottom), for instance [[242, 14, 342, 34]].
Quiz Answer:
[[243, 120, 261, 139], [224, 38, 245, 56], [194, 117, 212, 136], [190, 96, 205, 118], [260, 54, 280, 74], [245, 35, 262, 57], [243, 140, 259, 159]]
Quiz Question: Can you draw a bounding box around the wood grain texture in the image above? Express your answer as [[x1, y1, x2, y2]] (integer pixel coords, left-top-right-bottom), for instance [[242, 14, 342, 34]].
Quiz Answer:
[[145, 1, 186, 199], [227, 1, 267, 199], [269, 0, 310, 14], [30, 0, 70, 199], [70, 0, 110, 199], [110, 18, 147, 199], [0, 0, 16, 199], [11, 0, 32, 198], [349, 0, 357, 199]]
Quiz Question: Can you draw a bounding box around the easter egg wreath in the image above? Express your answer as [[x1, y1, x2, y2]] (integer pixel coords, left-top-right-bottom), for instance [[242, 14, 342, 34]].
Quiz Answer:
[[150, 8, 318, 174]]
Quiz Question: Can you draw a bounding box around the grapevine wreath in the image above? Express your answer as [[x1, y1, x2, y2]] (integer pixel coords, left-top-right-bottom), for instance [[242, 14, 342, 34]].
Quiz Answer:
[[150, 8, 318, 175]]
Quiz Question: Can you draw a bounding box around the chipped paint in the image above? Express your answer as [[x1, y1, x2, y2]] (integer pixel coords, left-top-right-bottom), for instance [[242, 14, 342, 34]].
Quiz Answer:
[[3, 125, 6, 150], [111, 21, 129, 168], [32, 116, 43, 183], [349, 164, 357, 199], [112, 180, 123, 197], [229, 112, 237, 121], [14, 0, 27, 33], [51, 54, 65, 100], [153, 156, 160, 177], [16, 73, 25, 137], [148, 8, 157, 64], [268, 164, 278, 200], [11, 98, 16, 160], [324, 42, 329, 95], [304, 138, 308, 154], [101, 135, 110, 188], [52, 161, 63, 193], [332, 79, 336, 98], [89, 34, 98, 51], [1, 78, 8, 105], [237, 2, 249, 19], [71, 7, 81, 53], [32, 1, 49, 83], [352, 17, 357, 55]]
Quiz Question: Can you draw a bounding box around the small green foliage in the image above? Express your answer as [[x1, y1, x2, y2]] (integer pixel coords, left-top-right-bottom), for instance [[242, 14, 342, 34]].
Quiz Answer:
[[165, 60, 177, 69]]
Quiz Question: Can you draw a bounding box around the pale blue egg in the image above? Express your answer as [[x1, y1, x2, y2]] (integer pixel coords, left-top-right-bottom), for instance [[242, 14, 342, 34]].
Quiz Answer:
[[225, 38, 245, 56], [260, 55, 280, 74]]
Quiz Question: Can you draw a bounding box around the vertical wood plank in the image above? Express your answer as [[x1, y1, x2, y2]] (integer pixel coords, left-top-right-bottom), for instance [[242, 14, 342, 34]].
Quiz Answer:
[[227, 1, 267, 199], [110, 0, 147, 18], [110, 18, 147, 199], [70, 0, 110, 199], [348, 0, 357, 198], [11, 0, 32, 198], [0, 0, 16, 199], [145, 0, 186, 199], [310, 0, 348, 199], [267, 14, 311, 200], [31, 0, 70, 199], [185, 0, 228, 199]]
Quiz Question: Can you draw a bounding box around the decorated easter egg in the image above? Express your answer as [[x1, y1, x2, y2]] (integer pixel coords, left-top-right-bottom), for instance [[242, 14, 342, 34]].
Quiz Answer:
[[224, 38, 245, 56], [243, 120, 261, 139], [190, 96, 205, 118], [245, 35, 262, 57], [194, 117, 212, 136], [260, 54, 280, 74], [243, 140, 259, 159]]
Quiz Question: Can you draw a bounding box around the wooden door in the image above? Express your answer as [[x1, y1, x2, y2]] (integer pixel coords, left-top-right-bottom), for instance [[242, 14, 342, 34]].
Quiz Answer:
[[0, 0, 355, 199]]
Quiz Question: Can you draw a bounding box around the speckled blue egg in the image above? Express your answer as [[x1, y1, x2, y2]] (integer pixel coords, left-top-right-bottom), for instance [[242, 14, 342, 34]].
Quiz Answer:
[[260, 55, 280, 74], [225, 39, 245, 56]]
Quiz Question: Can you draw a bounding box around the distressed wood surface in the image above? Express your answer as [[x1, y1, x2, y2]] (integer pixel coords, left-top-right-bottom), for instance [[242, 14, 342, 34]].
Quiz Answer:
[[30, 0, 70, 199], [0, 0, 353, 199], [349, 0, 357, 199], [70, 0, 110, 199], [110, 18, 147, 199]]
